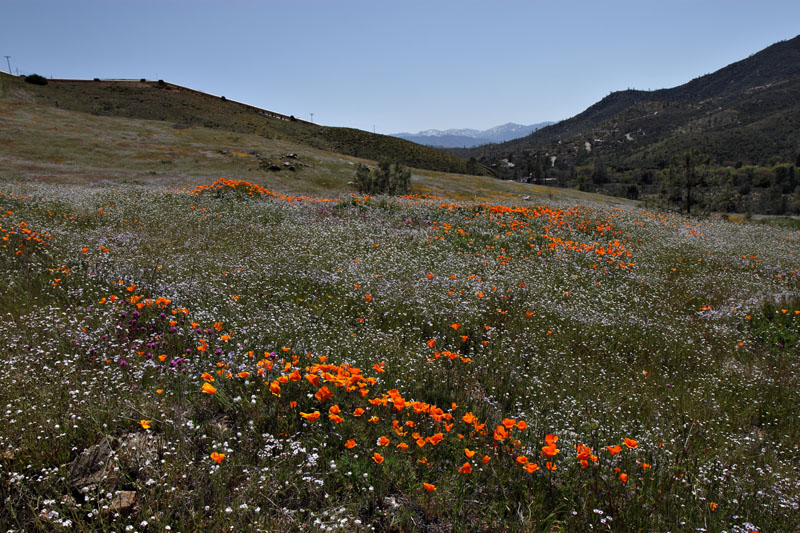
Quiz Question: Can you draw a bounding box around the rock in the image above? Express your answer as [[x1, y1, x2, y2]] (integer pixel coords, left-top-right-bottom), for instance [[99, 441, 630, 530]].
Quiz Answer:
[[285, 153, 298, 159], [68, 436, 119, 492], [67, 433, 165, 493], [108, 490, 137, 514]]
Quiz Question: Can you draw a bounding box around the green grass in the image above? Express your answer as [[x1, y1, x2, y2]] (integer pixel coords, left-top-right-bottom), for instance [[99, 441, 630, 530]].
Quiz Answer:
[[0, 176, 798, 531]]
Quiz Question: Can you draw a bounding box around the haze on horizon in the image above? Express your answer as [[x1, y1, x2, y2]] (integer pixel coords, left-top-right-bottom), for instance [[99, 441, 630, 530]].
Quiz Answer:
[[3, 0, 800, 134]]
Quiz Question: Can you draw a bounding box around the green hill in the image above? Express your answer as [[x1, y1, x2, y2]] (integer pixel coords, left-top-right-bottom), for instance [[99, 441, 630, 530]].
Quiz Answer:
[[456, 35, 800, 214], [0, 72, 474, 175]]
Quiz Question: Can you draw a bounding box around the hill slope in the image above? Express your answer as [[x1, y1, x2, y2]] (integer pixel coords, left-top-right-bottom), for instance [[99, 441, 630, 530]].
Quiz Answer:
[[460, 35, 800, 173], [0, 73, 474, 175]]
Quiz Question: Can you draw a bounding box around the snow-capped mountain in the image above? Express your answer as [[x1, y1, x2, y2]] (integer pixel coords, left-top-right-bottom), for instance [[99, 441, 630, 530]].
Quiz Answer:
[[391, 122, 554, 148]]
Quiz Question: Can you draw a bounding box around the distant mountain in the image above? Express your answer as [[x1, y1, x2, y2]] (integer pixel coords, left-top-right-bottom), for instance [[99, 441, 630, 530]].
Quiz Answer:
[[458, 35, 800, 173], [391, 122, 554, 148]]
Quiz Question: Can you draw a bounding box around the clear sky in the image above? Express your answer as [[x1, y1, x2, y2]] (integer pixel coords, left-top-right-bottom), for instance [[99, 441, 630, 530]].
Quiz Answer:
[[3, 1, 799, 134]]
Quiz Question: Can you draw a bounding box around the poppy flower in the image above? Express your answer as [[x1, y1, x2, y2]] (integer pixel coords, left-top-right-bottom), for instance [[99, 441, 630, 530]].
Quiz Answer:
[[619, 472, 628, 484], [545, 434, 558, 446], [623, 438, 638, 449], [482, 455, 491, 464], [428, 433, 444, 445], [457, 462, 472, 474], [493, 425, 508, 441], [464, 448, 476, 458], [378, 436, 390, 446], [300, 411, 321, 422], [210, 452, 225, 464], [314, 386, 333, 403], [139, 420, 151, 430], [545, 461, 557, 471], [372, 452, 384, 464], [462, 412, 477, 425], [542, 443, 560, 458], [516, 421, 527, 431], [516, 456, 528, 465], [423, 483, 436, 492], [353, 408, 365, 417], [606, 445, 622, 455], [524, 463, 539, 474], [396, 442, 409, 450], [201, 383, 217, 395], [344, 439, 356, 449]]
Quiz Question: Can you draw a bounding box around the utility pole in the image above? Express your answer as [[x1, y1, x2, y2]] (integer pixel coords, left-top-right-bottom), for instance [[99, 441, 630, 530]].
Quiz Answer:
[[309, 113, 314, 123], [3, 56, 10, 74]]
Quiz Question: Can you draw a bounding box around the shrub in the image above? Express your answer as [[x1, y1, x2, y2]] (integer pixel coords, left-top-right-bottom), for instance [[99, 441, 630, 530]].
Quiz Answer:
[[24, 73, 48, 86], [354, 161, 410, 195]]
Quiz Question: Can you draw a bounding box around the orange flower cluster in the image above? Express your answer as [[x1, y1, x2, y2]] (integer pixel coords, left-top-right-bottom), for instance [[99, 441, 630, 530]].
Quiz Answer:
[[183, 178, 336, 204]]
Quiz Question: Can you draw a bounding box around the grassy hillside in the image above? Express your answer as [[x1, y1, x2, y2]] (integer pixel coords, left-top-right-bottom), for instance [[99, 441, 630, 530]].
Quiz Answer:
[[0, 72, 473, 175], [0, 97, 631, 207]]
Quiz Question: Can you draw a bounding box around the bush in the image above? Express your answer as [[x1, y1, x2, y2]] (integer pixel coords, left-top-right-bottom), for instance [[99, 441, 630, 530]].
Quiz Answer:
[[24, 73, 48, 86], [354, 161, 410, 195]]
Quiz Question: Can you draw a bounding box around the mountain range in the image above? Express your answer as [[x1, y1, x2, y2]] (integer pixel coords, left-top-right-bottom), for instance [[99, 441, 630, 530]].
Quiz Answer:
[[455, 35, 800, 176], [391, 122, 553, 148]]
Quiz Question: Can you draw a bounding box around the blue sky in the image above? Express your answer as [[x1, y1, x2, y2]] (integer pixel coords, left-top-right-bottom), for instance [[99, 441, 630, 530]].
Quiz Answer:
[[4, 1, 799, 133]]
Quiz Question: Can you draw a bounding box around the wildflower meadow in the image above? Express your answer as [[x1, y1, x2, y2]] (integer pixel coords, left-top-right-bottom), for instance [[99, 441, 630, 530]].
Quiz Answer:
[[0, 178, 798, 531]]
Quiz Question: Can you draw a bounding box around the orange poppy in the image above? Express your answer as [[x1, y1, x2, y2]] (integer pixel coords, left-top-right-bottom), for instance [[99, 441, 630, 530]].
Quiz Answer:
[[300, 411, 321, 422], [423, 482, 436, 492], [606, 445, 622, 455], [344, 439, 356, 449], [623, 438, 638, 449], [457, 462, 472, 474], [542, 443, 560, 458], [210, 452, 225, 464], [372, 452, 384, 464], [201, 383, 217, 395]]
